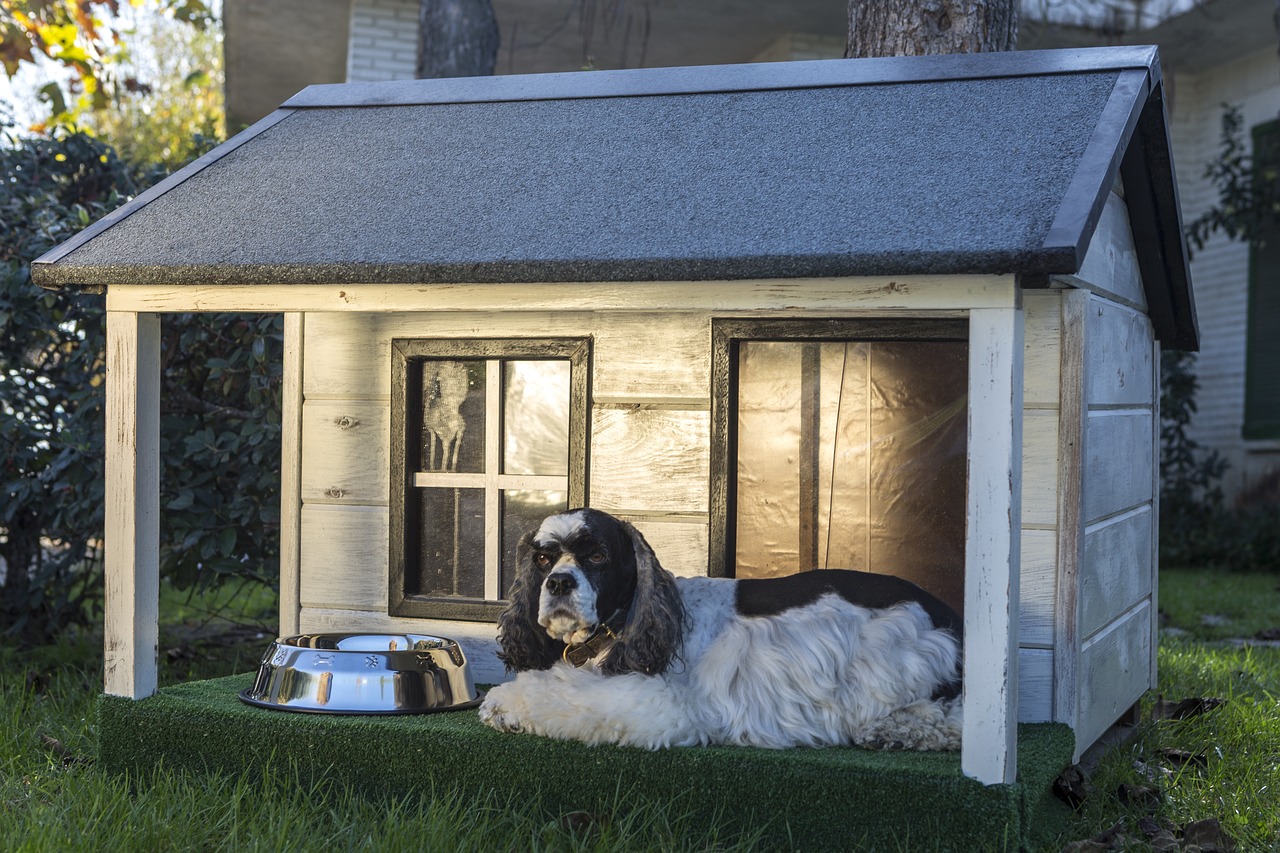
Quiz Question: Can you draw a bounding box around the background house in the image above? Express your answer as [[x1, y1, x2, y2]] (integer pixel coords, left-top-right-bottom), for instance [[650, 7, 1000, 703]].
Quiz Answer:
[[223, 0, 1278, 501]]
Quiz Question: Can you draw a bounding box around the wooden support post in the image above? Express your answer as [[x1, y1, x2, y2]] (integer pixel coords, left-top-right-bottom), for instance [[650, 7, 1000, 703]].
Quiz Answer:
[[962, 305, 1024, 785], [278, 312, 305, 636], [104, 311, 161, 698]]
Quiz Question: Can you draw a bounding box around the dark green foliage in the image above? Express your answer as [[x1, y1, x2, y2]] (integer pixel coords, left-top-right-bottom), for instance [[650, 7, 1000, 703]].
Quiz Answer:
[[0, 128, 157, 642], [1159, 349, 1280, 571], [1, 126, 282, 644], [1184, 104, 1280, 257], [158, 312, 283, 592], [1158, 349, 1228, 567]]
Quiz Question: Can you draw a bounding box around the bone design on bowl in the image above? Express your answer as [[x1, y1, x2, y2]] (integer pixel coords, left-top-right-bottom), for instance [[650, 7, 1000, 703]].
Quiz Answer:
[[239, 633, 480, 715]]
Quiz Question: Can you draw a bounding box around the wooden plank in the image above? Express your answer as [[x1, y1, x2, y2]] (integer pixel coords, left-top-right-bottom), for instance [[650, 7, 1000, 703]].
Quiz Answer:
[[962, 306, 1024, 785], [299, 505, 388, 611], [1055, 191, 1146, 312], [1078, 601, 1153, 752], [299, 607, 507, 684], [611, 517, 709, 578], [1021, 410, 1059, 527], [1054, 288, 1088, 730], [279, 313, 304, 636], [303, 312, 388, 399], [1017, 647, 1053, 723], [301, 400, 390, 505], [1083, 411, 1155, 524], [301, 311, 593, 400], [1149, 338, 1161, 687], [590, 408, 710, 514], [1022, 291, 1062, 408], [1084, 297, 1155, 407], [592, 312, 709, 401], [1019, 529, 1057, 648], [1080, 508, 1155, 641], [105, 275, 1019, 314], [104, 311, 161, 699]]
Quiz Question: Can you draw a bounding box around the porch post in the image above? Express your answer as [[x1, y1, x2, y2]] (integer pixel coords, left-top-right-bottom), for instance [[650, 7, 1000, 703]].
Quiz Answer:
[[962, 304, 1024, 784], [278, 312, 304, 636], [104, 311, 161, 698]]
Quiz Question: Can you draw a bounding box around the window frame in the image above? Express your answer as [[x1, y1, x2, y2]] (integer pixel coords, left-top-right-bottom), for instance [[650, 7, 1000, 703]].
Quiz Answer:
[[709, 317, 969, 578], [389, 337, 591, 621], [1245, 118, 1280, 441]]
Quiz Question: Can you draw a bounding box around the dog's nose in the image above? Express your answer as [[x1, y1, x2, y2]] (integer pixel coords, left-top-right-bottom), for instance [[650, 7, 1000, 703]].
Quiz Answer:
[[545, 572, 577, 596]]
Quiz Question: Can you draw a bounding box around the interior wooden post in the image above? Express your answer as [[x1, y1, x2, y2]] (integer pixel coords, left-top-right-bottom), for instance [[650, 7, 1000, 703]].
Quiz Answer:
[[962, 304, 1024, 784], [104, 311, 161, 698], [278, 312, 305, 636]]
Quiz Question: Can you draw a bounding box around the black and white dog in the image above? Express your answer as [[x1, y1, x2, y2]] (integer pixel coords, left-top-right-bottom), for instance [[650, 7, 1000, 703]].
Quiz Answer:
[[479, 508, 964, 750]]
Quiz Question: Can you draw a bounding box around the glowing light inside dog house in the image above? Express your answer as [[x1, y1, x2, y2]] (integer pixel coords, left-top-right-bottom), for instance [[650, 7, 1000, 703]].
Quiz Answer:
[[734, 340, 968, 614]]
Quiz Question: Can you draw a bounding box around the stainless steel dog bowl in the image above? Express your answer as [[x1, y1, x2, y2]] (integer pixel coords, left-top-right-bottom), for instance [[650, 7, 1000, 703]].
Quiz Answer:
[[239, 633, 481, 715]]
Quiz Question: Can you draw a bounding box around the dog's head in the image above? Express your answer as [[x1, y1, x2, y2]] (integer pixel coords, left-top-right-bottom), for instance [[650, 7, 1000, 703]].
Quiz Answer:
[[496, 508, 684, 676]]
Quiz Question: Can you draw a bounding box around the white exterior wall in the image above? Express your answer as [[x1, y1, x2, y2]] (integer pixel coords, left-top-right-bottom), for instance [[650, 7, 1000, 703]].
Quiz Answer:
[[1167, 46, 1280, 496], [347, 0, 418, 82], [1051, 191, 1160, 757]]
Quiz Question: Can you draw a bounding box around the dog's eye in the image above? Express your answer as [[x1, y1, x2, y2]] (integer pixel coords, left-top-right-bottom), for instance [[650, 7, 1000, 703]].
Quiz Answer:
[[534, 553, 552, 571], [587, 551, 607, 565]]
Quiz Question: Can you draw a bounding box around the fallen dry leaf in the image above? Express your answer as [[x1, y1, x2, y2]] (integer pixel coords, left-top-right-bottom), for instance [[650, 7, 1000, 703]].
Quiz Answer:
[[1117, 781, 1161, 810], [1152, 696, 1227, 722], [1053, 764, 1092, 809], [1059, 821, 1126, 853], [1158, 747, 1208, 769], [1181, 817, 1236, 852]]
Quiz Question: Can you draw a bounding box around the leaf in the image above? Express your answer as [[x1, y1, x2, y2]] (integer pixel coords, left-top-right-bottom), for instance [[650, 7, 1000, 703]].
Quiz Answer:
[[1181, 818, 1237, 852], [1116, 782, 1161, 810], [37, 81, 67, 116], [1151, 696, 1227, 722], [217, 526, 237, 557], [1052, 764, 1092, 810]]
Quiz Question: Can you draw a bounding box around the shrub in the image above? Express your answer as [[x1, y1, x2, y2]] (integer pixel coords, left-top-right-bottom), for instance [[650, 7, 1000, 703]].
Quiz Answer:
[[1, 126, 282, 644], [1159, 350, 1280, 572]]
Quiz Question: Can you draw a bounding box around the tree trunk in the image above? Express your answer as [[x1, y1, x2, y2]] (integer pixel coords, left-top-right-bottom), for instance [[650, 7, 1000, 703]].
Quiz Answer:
[[416, 0, 500, 79], [845, 0, 1017, 58]]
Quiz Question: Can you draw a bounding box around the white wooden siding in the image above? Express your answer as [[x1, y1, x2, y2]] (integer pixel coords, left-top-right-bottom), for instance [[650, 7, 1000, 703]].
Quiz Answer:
[[589, 408, 710, 515], [1068, 287, 1159, 754], [1056, 191, 1145, 312]]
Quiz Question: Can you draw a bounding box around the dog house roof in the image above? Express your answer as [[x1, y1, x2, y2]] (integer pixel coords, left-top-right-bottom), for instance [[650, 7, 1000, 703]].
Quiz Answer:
[[32, 45, 1196, 349]]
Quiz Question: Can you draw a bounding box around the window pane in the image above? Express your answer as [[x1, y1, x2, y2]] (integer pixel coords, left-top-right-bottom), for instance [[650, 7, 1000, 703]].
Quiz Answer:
[[420, 360, 485, 474], [501, 489, 569, 596], [734, 340, 967, 615], [503, 361, 570, 476], [418, 487, 485, 598]]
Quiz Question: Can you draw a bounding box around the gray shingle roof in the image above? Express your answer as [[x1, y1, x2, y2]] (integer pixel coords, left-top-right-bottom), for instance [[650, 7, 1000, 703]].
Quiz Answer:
[[32, 46, 1196, 348]]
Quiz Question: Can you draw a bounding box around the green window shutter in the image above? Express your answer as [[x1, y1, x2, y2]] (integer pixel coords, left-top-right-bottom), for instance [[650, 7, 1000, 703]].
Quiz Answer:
[[1245, 119, 1280, 440]]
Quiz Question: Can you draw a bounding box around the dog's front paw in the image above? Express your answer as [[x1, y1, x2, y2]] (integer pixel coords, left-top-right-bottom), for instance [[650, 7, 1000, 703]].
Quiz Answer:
[[478, 686, 524, 733]]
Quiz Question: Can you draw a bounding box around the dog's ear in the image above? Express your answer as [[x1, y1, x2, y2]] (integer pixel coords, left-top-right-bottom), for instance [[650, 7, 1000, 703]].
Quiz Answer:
[[495, 531, 563, 672], [600, 519, 685, 676]]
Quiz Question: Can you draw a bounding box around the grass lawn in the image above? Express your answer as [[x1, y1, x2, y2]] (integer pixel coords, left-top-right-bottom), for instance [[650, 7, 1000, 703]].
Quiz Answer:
[[3, 571, 1279, 851]]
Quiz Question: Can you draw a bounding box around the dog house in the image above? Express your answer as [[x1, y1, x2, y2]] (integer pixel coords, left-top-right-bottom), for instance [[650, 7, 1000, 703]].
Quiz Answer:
[[33, 46, 1195, 787]]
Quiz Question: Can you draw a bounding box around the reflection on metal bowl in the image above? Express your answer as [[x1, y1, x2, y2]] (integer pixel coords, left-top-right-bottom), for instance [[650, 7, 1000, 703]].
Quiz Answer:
[[239, 633, 481, 715]]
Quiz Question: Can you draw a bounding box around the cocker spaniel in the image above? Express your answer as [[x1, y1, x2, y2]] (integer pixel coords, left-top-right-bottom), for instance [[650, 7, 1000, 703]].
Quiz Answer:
[[479, 508, 963, 750]]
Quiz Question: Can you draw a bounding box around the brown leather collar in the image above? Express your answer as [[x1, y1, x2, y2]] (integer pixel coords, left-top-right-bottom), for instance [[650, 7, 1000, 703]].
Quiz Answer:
[[561, 607, 627, 667]]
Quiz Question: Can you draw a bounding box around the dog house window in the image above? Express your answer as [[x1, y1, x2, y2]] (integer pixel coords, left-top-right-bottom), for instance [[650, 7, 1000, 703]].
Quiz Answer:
[[390, 338, 590, 621], [711, 319, 968, 615]]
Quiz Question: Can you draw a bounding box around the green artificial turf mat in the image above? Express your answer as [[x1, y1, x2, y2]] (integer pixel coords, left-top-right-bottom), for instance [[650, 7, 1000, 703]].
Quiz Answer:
[[99, 674, 1073, 851]]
